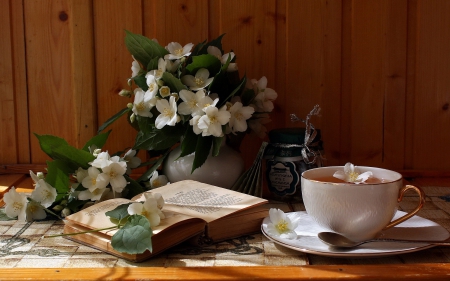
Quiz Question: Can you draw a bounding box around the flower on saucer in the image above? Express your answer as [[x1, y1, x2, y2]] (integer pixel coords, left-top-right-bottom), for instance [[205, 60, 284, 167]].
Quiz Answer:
[[266, 208, 300, 239], [333, 162, 373, 184]]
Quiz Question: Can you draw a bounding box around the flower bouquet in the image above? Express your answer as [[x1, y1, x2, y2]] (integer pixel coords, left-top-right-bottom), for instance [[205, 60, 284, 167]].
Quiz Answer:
[[101, 31, 278, 178]]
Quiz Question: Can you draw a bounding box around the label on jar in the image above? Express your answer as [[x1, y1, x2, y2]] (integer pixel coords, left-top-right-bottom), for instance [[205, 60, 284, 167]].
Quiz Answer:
[[266, 160, 299, 196]]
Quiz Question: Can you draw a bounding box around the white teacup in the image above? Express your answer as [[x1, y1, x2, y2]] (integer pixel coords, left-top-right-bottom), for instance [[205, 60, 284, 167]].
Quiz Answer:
[[301, 166, 425, 242]]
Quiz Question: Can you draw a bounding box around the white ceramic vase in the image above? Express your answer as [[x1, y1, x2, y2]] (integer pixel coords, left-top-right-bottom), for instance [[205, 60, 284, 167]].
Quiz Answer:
[[162, 140, 245, 189]]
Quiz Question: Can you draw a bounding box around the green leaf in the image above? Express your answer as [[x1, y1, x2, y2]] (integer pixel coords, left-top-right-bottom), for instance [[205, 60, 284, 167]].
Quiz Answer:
[[111, 214, 153, 255], [0, 208, 16, 221], [82, 130, 111, 152], [161, 72, 187, 93], [147, 57, 159, 70], [105, 203, 131, 222], [179, 128, 198, 158], [124, 175, 146, 198], [192, 136, 213, 173], [45, 160, 71, 195], [134, 124, 183, 151], [35, 134, 95, 170], [98, 108, 131, 133], [124, 30, 168, 68], [133, 74, 148, 91], [185, 54, 221, 75], [136, 150, 170, 183], [211, 137, 223, 157]]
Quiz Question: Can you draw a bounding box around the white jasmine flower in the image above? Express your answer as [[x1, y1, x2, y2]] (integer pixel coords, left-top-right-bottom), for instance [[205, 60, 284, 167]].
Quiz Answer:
[[89, 151, 111, 169], [29, 170, 44, 184], [155, 96, 178, 129], [181, 68, 214, 91], [145, 74, 159, 100], [164, 42, 194, 60], [102, 162, 127, 193], [229, 102, 254, 133], [123, 149, 141, 174], [333, 162, 373, 184], [25, 200, 46, 222], [266, 208, 300, 239], [3, 187, 28, 221], [78, 186, 110, 201], [250, 76, 278, 112], [165, 59, 181, 73], [144, 192, 165, 210], [128, 193, 165, 227], [197, 95, 219, 115], [82, 167, 109, 191], [149, 171, 169, 188], [74, 167, 88, 183], [189, 115, 203, 135], [132, 88, 153, 118], [131, 56, 141, 78], [178, 89, 206, 116], [159, 86, 171, 98], [198, 105, 231, 137], [207, 46, 238, 72], [31, 179, 57, 208], [147, 58, 166, 80]]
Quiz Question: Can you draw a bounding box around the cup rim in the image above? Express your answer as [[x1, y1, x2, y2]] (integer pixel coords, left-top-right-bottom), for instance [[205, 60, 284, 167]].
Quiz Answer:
[[301, 166, 403, 185]]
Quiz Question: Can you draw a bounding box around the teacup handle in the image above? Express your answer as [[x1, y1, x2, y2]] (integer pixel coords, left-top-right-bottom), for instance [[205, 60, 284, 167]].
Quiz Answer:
[[382, 185, 425, 230]]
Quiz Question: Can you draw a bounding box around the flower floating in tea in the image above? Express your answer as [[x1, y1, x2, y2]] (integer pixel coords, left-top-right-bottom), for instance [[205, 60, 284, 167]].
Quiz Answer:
[[266, 208, 300, 239], [333, 162, 373, 184]]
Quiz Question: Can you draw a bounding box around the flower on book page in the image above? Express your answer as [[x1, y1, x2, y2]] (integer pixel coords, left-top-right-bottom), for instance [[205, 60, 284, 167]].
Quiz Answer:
[[266, 208, 300, 239], [3, 187, 28, 221], [128, 192, 165, 227], [333, 162, 373, 184], [149, 171, 169, 188]]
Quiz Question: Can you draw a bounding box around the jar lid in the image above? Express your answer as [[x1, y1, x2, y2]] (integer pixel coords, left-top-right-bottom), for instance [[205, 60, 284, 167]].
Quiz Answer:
[[268, 127, 321, 144]]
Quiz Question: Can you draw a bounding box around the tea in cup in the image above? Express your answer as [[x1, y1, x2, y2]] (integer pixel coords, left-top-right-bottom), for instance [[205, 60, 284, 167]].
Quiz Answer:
[[301, 165, 425, 242]]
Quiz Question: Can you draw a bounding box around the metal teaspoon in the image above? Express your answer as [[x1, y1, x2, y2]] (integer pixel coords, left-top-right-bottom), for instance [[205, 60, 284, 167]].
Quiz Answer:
[[318, 231, 450, 248]]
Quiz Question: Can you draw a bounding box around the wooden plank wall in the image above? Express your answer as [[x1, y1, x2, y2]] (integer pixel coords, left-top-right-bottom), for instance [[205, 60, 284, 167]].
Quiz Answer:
[[1, 0, 449, 172]]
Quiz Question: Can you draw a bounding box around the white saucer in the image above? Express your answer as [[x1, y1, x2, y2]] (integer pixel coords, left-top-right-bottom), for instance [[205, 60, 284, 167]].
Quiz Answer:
[[261, 211, 450, 257]]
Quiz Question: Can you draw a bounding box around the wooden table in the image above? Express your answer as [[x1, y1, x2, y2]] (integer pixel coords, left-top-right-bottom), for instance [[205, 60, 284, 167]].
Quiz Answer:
[[1, 171, 450, 281]]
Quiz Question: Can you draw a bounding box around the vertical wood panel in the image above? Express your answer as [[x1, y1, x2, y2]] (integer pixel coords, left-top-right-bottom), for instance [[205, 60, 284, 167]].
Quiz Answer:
[[11, 0, 30, 164], [93, 0, 144, 155], [343, 0, 407, 167], [25, 0, 75, 163], [0, 0, 17, 164], [412, 0, 450, 170], [210, 0, 278, 168], [69, 0, 97, 148], [286, 0, 342, 166]]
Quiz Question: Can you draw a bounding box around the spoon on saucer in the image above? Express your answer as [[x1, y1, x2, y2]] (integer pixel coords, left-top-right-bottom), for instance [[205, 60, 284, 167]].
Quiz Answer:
[[318, 232, 450, 248]]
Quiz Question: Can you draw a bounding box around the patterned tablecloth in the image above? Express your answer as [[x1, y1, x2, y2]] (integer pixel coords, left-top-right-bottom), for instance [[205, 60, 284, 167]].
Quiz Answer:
[[1, 185, 450, 268]]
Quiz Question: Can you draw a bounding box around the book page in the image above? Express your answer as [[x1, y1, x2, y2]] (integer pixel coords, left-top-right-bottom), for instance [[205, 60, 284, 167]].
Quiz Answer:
[[133, 180, 267, 223], [64, 197, 203, 236]]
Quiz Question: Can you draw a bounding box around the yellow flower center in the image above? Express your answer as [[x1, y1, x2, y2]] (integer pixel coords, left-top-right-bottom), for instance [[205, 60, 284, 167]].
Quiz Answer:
[[91, 178, 97, 186], [109, 170, 117, 179], [209, 116, 217, 124], [163, 108, 173, 117], [92, 188, 101, 195], [153, 179, 161, 187], [141, 209, 149, 218], [234, 112, 243, 121], [194, 77, 204, 86], [13, 202, 23, 211], [348, 172, 359, 182], [275, 220, 289, 233], [28, 204, 38, 213], [156, 69, 163, 77], [188, 100, 197, 108], [174, 48, 183, 56], [149, 84, 156, 92], [160, 87, 170, 96], [136, 102, 146, 111]]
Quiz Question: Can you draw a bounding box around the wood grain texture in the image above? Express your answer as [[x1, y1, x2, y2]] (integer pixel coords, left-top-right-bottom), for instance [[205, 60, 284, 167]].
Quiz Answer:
[[1, 0, 450, 172], [0, 0, 17, 164]]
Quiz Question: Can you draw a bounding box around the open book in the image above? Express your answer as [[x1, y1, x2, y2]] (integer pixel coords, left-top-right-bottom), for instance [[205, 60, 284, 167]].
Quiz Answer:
[[63, 180, 268, 262]]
